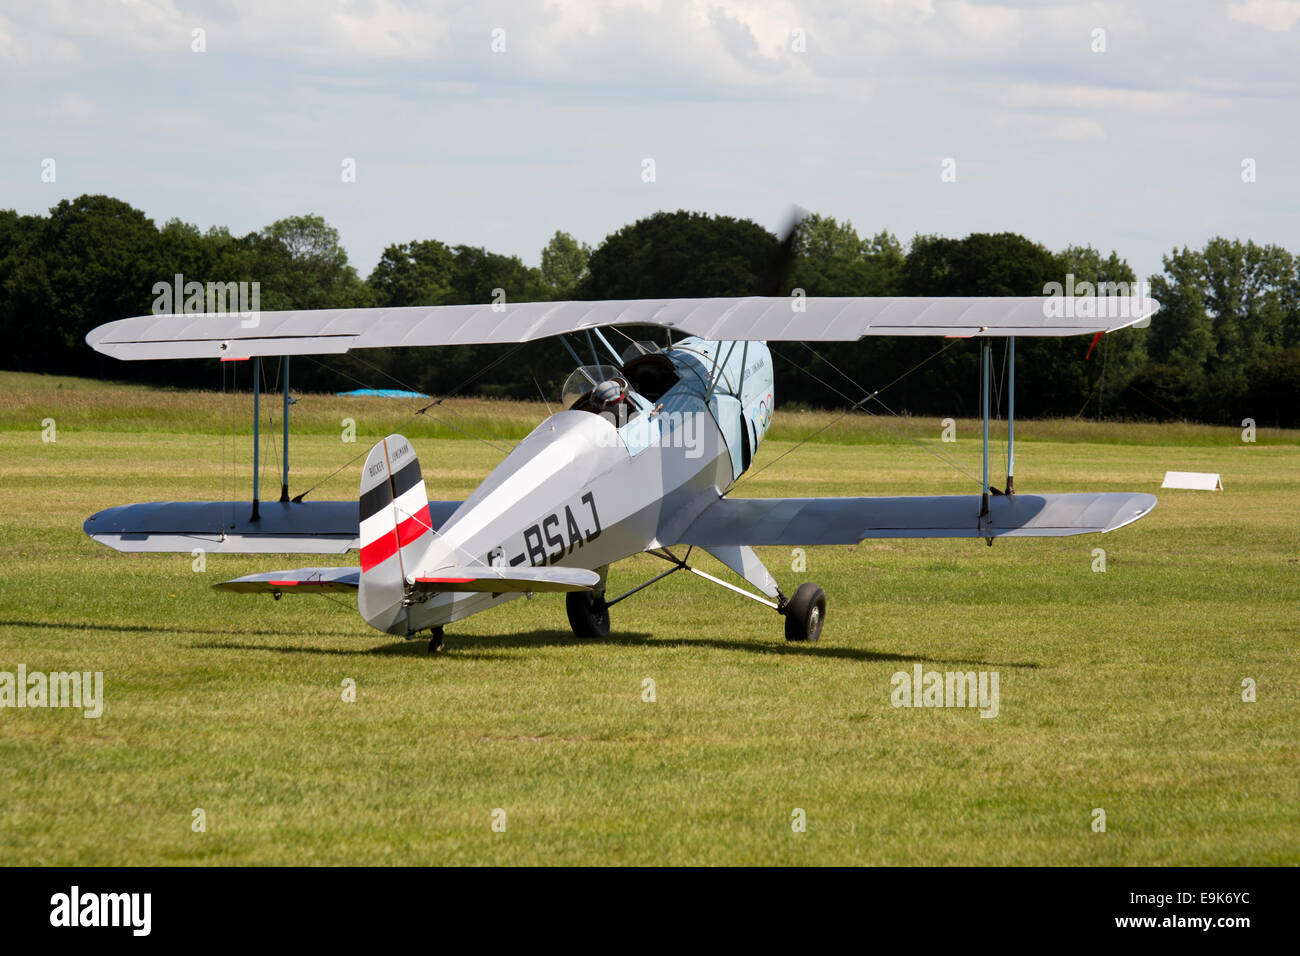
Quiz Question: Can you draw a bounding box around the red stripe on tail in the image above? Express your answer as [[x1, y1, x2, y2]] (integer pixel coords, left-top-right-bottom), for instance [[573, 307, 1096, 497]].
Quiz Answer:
[[359, 530, 399, 571], [395, 506, 432, 547]]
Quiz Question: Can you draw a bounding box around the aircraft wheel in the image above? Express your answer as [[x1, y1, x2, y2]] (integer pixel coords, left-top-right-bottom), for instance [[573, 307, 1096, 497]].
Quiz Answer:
[[566, 589, 610, 639], [784, 583, 826, 642], [428, 627, 445, 653]]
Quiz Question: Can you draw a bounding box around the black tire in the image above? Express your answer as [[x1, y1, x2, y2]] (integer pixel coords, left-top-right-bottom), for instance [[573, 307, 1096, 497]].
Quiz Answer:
[[428, 627, 445, 653], [566, 589, 610, 638], [784, 583, 826, 642]]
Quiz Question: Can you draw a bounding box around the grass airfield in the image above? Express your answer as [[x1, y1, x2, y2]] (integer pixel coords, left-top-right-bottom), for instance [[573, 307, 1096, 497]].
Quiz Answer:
[[0, 372, 1297, 865]]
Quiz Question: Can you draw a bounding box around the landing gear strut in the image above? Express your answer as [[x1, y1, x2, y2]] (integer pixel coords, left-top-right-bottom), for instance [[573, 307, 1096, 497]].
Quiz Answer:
[[587, 549, 828, 643], [781, 583, 826, 642]]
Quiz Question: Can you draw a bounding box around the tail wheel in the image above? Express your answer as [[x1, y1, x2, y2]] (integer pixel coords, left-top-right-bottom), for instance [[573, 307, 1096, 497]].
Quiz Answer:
[[566, 589, 610, 638], [784, 583, 826, 642]]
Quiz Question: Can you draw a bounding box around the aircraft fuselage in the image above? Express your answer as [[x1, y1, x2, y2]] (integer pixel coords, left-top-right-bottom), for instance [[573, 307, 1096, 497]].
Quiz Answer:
[[397, 338, 774, 633]]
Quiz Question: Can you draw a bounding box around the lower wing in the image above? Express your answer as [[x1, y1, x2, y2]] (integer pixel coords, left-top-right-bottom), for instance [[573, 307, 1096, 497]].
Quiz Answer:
[[214, 565, 599, 595], [212, 567, 360, 593], [409, 567, 599, 594], [676, 492, 1157, 546], [83, 499, 462, 554]]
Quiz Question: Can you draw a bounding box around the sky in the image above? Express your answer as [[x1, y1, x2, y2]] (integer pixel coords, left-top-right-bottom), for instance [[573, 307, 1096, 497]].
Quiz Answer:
[[2, 0, 1298, 284]]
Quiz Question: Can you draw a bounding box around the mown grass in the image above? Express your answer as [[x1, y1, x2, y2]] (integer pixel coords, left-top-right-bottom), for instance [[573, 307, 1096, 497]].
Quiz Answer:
[[3, 370, 1296, 448], [0, 373, 1296, 865]]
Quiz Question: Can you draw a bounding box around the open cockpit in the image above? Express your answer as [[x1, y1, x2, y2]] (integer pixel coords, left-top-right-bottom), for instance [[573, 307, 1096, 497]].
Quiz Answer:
[[560, 342, 683, 429]]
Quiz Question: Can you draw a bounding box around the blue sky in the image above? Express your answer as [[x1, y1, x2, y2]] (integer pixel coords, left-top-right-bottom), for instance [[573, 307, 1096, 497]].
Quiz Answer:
[[3, 0, 1298, 283]]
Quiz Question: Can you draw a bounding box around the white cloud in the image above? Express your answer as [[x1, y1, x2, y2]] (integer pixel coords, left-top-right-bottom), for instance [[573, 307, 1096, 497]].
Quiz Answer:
[[1227, 0, 1300, 32], [998, 83, 1230, 116], [0, 13, 82, 67], [133, 108, 205, 132], [991, 111, 1108, 143], [0, 0, 1296, 286], [50, 92, 102, 122]]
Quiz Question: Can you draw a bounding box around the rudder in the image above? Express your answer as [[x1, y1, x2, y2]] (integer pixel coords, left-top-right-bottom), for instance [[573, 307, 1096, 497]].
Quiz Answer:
[[357, 434, 436, 634]]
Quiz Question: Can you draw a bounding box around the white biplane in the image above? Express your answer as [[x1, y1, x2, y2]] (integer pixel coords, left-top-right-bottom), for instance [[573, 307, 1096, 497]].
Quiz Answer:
[[83, 292, 1158, 649]]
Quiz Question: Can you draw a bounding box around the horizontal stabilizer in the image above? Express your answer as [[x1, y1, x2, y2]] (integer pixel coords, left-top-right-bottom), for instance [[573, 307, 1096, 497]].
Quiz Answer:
[[678, 492, 1157, 546], [213, 567, 360, 593], [83, 499, 461, 554], [410, 566, 600, 594], [86, 295, 1159, 361]]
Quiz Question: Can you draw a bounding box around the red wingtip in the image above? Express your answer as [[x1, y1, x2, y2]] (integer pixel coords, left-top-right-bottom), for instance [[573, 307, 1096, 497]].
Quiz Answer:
[[1085, 330, 1104, 360]]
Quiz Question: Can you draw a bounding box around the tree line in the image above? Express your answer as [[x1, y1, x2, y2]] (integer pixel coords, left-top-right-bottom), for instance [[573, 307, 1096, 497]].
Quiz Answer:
[[2, 194, 1297, 425]]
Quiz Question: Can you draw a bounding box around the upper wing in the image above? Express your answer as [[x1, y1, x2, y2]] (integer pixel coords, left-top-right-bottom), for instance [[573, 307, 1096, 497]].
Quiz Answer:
[[85, 295, 1158, 361], [83, 499, 463, 554], [676, 492, 1157, 546]]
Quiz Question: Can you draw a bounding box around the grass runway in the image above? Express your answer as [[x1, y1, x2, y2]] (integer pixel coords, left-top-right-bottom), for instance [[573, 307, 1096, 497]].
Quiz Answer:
[[1, 372, 1297, 865]]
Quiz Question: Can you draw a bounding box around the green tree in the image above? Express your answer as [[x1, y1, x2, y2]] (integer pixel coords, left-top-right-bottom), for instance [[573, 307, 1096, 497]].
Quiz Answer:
[[789, 215, 904, 296], [882, 232, 1078, 416], [1148, 246, 1213, 373], [581, 210, 778, 299], [449, 245, 545, 305], [1200, 238, 1295, 377], [0, 195, 161, 375], [540, 230, 591, 298], [252, 214, 370, 311], [1055, 243, 1145, 417], [368, 240, 457, 307]]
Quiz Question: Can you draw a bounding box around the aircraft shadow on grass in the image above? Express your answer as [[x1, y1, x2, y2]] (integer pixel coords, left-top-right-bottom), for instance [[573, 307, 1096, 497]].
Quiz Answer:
[[1, 619, 1039, 668], [193, 629, 1040, 668]]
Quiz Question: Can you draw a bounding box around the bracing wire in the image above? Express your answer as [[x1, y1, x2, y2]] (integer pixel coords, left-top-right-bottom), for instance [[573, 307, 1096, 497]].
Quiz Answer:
[[290, 339, 541, 502], [733, 337, 985, 492], [798, 337, 1004, 491]]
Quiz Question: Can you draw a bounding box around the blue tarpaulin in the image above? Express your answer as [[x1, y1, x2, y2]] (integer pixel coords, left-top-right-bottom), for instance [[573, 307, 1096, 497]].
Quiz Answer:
[[336, 388, 430, 399]]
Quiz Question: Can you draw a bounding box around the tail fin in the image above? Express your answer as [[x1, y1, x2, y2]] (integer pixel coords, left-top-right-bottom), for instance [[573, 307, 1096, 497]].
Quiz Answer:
[[357, 434, 435, 634]]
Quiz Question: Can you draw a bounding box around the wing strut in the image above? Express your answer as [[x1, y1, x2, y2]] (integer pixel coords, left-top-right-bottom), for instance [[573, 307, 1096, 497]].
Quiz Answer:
[[280, 356, 290, 502], [978, 336, 1017, 519], [251, 358, 261, 521], [981, 338, 992, 519], [1007, 336, 1016, 495], [603, 547, 780, 611], [249, 356, 293, 513]]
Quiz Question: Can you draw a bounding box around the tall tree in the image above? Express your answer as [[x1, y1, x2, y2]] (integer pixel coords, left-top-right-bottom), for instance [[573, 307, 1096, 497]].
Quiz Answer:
[[1, 195, 161, 375], [540, 230, 591, 298], [253, 214, 370, 311], [788, 215, 904, 296], [1055, 243, 1145, 416], [581, 210, 778, 299], [449, 244, 545, 305], [368, 240, 457, 307]]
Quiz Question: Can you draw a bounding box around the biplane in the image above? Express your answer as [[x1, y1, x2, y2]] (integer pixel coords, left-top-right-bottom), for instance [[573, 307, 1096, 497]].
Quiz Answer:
[[83, 291, 1159, 649]]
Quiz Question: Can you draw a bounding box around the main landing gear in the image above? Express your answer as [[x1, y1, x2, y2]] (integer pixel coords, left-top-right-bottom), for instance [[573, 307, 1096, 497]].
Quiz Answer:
[[565, 589, 610, 638], [427, 626, 444, 653], [564, 548, 827, 643], [779, 583, 826, 642]]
